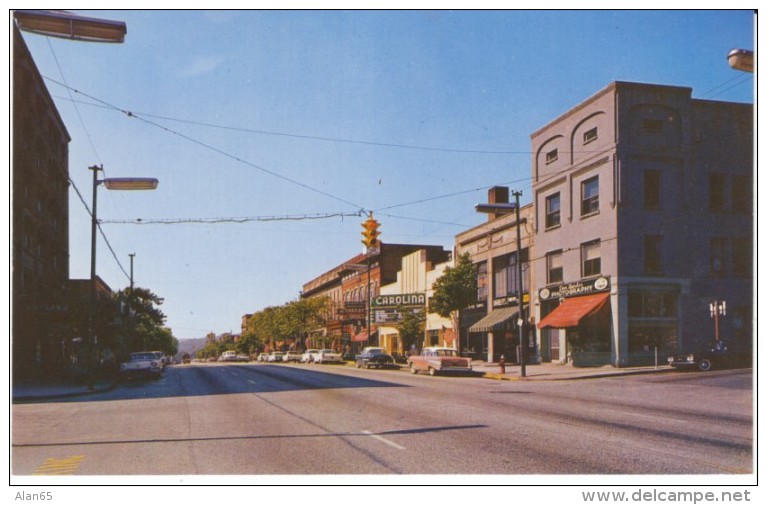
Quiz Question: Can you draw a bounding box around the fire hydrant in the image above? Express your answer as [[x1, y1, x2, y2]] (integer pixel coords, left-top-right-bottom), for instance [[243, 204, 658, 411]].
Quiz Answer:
[[499, 355, 506, 374]]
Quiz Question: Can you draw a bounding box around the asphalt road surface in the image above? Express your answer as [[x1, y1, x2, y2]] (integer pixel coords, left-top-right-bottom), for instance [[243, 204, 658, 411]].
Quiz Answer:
[[12, 363, 753, 477]]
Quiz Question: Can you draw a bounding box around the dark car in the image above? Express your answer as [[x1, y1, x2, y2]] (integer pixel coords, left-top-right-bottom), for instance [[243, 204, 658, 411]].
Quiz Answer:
[[355, 347, 397, 369], [668, 341, 751, 372]]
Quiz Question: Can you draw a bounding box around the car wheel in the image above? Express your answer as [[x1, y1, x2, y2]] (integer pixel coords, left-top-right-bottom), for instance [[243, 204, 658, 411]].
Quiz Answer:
[[410, 364, 417, 374], [698, 359, 713, 371], [429, 367, 438, 376]]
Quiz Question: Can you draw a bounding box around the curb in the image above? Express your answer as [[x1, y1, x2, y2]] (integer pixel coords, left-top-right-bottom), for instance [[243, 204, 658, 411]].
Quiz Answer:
[[12, 380, 118, 403]]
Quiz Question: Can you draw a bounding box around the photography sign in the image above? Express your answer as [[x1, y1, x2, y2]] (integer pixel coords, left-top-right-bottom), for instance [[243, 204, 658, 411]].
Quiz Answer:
[[538, 276, 610, 301], [371, 293, 426, 324]]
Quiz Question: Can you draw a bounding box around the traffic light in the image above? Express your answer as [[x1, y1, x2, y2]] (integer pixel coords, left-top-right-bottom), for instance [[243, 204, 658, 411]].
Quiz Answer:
[[361, 213, 381, 249]]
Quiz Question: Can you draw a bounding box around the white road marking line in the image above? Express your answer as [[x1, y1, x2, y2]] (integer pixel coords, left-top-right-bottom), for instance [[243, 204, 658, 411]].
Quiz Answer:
[[361, 430, 406, 450]]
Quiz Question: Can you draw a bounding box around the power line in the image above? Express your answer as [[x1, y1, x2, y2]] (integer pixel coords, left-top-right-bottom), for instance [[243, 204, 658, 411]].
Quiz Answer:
[[100, 211, 364, 225], [44, 76, 368, 213], [48, 93, 529, 156]]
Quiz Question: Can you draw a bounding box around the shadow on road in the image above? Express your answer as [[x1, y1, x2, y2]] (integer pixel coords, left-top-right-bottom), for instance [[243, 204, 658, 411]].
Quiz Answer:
[[30, 364, 410, 403]]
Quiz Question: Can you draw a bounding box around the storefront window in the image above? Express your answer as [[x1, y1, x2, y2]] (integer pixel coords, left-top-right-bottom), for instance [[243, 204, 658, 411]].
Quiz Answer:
[[628, 291, 678, 318]]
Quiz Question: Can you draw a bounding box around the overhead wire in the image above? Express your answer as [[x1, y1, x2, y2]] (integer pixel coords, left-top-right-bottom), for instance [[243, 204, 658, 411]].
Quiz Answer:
[[43, 37, 133, 282], [44, 76, 368, 213]]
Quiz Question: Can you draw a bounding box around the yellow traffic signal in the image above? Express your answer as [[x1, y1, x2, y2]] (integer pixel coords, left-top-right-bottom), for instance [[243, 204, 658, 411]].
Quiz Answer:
[[361, 213, 381, 249]]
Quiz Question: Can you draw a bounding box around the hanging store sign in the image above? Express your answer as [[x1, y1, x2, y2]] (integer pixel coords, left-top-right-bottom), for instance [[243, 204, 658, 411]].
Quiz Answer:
[[539, 276, 610, 301]]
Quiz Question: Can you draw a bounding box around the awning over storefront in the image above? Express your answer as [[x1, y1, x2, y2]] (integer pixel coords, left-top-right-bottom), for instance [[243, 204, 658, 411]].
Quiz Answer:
[[537, 292, 610, 329], [468, 306, 519, 333], [352, 330, 377, 342]]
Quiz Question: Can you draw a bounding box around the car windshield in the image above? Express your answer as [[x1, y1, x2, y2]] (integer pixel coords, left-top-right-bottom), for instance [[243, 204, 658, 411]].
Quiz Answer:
[[321, 349, 336, 354], [367, 348, 384, 354], [435, 349, 457, 357], [130, 353, 154, 361]]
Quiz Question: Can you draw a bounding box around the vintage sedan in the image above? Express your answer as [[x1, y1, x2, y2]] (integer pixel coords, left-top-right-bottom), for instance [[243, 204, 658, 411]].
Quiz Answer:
[[283, 351, 302, 362], [267, 351, 286, 363], [120, 351, 164, 380], [301, 349, 320, 363], [668, 341, 751, 372], [355, 347, 397, 369], [407, 347, 473, 376], [314, 349, 343, 364]]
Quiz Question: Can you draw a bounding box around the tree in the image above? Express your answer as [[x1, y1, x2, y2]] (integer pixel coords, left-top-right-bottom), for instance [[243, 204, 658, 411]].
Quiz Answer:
[[115, 286, 177, 358], [398, 306, 426, 352], [429, 252, 477, 354]]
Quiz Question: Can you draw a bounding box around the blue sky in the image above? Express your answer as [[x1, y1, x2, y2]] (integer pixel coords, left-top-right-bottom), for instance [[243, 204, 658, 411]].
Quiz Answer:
[[16, 9, 754, 340]]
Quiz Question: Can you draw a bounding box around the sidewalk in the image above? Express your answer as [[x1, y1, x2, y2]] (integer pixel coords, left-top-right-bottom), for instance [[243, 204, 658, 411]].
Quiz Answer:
[[475, 361, 672, 381], [12, 376, 117, 402]]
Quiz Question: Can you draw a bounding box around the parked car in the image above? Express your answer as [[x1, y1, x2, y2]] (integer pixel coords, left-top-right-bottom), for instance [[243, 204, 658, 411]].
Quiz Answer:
[[301, 349, 320, 363], [284, 351, 302, 362], [314, 349, 343, 364], [236, 354, 251, 362], [151, 351, 168, 369], [668, 341, 751, 372], [257, 353, 270, 363], [407, 347, 474, 376], [268, 351, 285, 363], [220, 350, 238, 362], [120, 351, 163, 380], [181, 352, 191, 364], [355, 347, 397, 369]]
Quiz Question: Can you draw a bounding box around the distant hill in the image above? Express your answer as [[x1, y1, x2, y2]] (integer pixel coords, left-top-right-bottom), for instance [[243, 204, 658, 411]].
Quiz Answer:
[[176, 337, 207, 357]]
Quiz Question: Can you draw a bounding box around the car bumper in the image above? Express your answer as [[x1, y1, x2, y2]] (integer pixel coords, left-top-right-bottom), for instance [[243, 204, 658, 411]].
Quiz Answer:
[[438, 366, 474, 373]]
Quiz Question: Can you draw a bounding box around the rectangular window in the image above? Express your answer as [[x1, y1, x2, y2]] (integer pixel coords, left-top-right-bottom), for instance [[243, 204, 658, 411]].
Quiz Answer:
[[731, 174, 752, 214], [644, 235, 663, 275], [709, 173, 725, 213], [581, 240, 601, 277], [732, 237, 752, 277], [628, 291, 678, 318], [583, 127, 598, 145], [710, 237, 727, 275], [644, 170, 661, 209], [581, 176, 599, 216], [547, 250, 563, 284], [546, 148, 558, 164], [476, 262, 488, 302], [493, 257, 508, 299], [545, 193, 561, 228]]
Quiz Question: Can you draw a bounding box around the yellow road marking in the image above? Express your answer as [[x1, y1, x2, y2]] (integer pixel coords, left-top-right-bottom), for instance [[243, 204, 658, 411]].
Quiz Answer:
[[33, 455, 85, 475]]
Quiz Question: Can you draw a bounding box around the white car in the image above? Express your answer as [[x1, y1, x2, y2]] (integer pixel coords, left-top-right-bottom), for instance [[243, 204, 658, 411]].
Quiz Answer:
[[268, 352, 285, 363], [120, 352, 163, 380], [220, 350, 238, 362], [283, 351, 302, 362], [314, 349, 343, 364], [301, 349, 320, 363]]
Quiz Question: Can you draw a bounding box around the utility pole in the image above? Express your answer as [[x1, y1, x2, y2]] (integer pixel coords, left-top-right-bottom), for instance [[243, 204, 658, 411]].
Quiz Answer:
[[513, 190, 526, 378]]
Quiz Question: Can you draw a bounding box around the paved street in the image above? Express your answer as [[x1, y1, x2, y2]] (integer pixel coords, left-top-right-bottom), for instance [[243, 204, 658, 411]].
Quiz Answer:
[[12, 363, 752, 477]]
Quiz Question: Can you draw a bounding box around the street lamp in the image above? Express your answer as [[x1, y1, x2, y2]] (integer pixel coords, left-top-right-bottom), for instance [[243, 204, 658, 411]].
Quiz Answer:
[[14, 10, 126, 43], [89, 165, 157, 385], [727, 48, 754, 73], [475, 191, 527, 377], [710, 300, 727, 343]]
